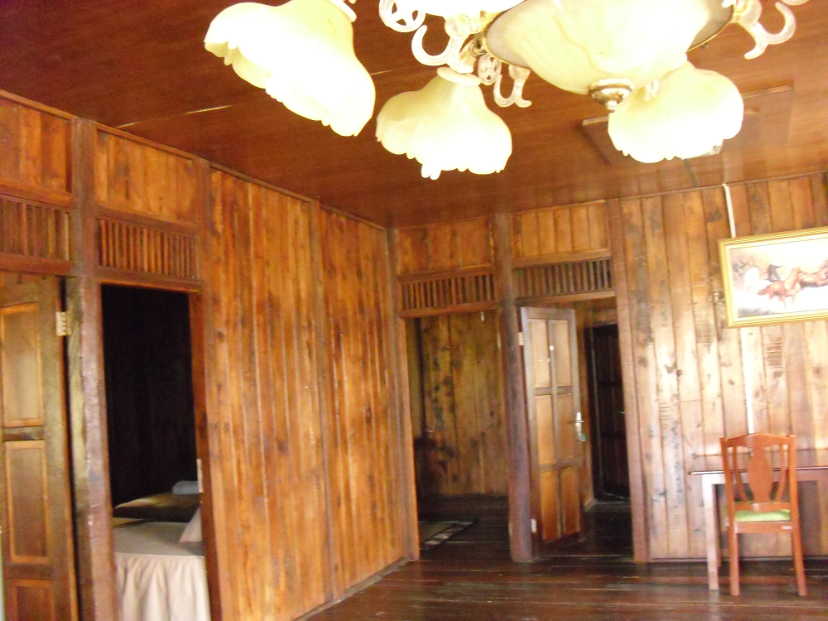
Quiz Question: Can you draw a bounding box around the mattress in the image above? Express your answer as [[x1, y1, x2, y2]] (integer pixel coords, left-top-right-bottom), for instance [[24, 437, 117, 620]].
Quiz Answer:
[[114, 521, 210, 621]]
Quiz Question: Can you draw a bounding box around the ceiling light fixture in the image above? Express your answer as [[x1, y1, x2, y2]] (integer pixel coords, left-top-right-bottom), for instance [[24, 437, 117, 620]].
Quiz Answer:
[[205, 0, 810, 175]]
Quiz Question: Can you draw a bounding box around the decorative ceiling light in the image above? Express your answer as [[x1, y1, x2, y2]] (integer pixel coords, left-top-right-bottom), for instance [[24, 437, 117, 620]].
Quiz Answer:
[[205, 0, 375, 136], [608, 62, 744, 164], [376, 67, 512, 179], [205, 0, 810, 174]]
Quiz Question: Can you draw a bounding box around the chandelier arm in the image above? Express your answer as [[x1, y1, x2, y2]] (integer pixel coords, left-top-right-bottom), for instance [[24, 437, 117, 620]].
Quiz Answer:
[[729, 0, 807, 60], [493, 65, 532, 109], [378, 0, 426, 33], [411, 14, 481, 72]]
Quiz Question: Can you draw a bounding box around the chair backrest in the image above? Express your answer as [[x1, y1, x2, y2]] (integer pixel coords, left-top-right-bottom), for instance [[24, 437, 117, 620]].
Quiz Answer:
[[720, 433, 798, 514]]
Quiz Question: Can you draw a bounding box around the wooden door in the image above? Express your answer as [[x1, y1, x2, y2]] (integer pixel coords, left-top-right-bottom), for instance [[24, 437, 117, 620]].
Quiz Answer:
[[587, 324, 629, 499], [521, 307, 583, 544], [0, 277, 77, 621]]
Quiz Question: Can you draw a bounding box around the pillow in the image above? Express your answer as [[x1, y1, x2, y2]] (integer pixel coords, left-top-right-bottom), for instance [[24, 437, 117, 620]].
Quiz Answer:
[[172, 480, 199, 495], [179, 507, 202, 543], [113, 493, 199, 523]]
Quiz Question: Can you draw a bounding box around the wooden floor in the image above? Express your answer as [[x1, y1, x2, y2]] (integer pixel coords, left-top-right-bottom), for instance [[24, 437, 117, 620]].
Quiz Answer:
[[309, 497, 828, 620]]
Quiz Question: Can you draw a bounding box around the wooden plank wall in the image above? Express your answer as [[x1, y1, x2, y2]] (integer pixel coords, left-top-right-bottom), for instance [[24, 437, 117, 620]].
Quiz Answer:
[[318, 210, 407, 590], [411, 311, 508, 497], [513, 202, 609, 266], [395, 216, 492, 275], [611, 172, 828, 559]]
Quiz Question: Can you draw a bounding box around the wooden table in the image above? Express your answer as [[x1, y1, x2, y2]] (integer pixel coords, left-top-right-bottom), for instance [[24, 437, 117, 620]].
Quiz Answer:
[[689, 448, 828, 591]]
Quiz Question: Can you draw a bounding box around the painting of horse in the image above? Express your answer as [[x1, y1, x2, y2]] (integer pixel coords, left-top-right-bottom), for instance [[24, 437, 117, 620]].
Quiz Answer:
[[720, 226, 828, 327]]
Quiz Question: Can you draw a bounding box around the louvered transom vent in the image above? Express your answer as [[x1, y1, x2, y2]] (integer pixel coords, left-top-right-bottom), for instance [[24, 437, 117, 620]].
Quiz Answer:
[[0, 195, 70, 261], [97, 217, 199, 281], [516, 257, 612, 299], [400, 270, 496, 315]]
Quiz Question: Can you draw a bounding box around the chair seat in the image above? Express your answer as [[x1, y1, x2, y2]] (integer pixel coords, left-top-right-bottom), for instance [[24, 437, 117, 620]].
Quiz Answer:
[[734, 509, 791, 522]]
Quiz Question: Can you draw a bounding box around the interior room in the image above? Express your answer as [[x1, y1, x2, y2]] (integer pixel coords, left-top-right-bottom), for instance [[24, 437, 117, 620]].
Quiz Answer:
[[0, 2, 826, 621]]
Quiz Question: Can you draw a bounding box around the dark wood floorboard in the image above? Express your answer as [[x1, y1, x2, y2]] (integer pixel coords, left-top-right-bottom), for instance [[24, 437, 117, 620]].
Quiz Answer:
[[309, 497, 828, 620]]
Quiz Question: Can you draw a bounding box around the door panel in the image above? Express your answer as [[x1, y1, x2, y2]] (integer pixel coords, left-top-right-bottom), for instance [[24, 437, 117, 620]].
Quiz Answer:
[[522, 307, 583, 546], [0, 277, 77, 621]]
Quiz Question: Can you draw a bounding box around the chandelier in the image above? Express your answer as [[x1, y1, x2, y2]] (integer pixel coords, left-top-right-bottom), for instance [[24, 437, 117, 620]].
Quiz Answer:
[[205, 0, 810, 179]]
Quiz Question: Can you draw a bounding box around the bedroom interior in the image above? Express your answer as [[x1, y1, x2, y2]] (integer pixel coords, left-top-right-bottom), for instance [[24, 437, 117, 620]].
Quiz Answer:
[[0, 1, 827, 620]]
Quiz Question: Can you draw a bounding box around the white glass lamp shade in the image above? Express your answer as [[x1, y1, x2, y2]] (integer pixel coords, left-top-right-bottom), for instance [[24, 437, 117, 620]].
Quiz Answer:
[[376, 67, 512, 180], [205, 0, 375, 137], [485, 0, 715, 95], [608, 63, 744, 164]]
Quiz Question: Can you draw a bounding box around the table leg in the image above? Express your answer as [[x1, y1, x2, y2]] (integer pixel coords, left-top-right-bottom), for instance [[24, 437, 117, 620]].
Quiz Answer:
[[702, 477, 719, 590]]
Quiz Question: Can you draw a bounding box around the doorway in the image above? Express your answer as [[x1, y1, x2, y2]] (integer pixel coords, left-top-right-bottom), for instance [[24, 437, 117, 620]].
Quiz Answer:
[[405, 310, 509, 552], [100, 284, 211, 621], [521, 299, 632, 558]]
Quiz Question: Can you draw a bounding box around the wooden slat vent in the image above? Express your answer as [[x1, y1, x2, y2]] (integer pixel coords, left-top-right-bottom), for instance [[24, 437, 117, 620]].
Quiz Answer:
[[516, 257, 612, 299], [97, 218, 199, 281], [0, 196, 70, 262], [400, 270, 496, 314]]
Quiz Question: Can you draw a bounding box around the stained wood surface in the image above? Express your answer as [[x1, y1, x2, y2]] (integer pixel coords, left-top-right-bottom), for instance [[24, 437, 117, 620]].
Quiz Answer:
[[0, 94, 71, 206], [612, 172, 828, 560], [395, 217, 493, 275], [412, 312, 508, 497], [318, 209, 407, 590], [94, 129, 199, 226], [513, 203, 609, 265], [0, 277, 77, 621]]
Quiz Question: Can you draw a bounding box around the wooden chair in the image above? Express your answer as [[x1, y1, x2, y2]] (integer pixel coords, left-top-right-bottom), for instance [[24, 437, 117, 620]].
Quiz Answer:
[[720, 433, 806, 596]]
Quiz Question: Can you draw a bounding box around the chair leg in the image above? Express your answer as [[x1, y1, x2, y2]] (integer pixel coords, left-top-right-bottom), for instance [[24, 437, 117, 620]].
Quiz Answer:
[[728, 528, 740, 596], [791, 525, 807, 597]]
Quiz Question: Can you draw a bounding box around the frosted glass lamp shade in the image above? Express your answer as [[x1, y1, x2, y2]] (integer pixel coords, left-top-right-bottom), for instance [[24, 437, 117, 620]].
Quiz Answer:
[[608, 63, 744, 163], [376, 67, 512, 180], [398, 0, 524, 17], [205, 0, 375, 137], [485, 0, 715, 95]]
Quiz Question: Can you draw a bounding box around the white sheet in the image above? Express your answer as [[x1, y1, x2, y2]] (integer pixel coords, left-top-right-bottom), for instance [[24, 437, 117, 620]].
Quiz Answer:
[[114, 521, 210, 621]]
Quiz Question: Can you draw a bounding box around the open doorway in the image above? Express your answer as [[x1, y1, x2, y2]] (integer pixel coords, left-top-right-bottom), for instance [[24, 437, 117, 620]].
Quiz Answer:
[[524, 298, 632, 559], [405, 310, 509, 554], [101, 284, 210, 621]]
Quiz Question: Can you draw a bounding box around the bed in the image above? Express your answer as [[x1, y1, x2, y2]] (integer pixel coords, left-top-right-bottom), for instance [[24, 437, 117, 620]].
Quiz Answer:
[[113, 489, 209, 621]]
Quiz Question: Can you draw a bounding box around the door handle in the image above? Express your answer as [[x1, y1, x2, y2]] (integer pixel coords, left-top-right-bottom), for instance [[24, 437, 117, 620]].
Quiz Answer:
[[574, 411, 587, 443]]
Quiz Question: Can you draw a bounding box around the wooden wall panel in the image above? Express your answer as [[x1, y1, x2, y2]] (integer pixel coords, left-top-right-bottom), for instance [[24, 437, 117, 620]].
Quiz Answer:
[[612, 173, 828, 559], [94, 129, 198, 226], [319, 210, 406, 589], [513, 203, 609, 265], [0, 94, 72, 206], [395, 216, 492, 275], [412, 311, 508, 497], [203, 170, 329, 620]]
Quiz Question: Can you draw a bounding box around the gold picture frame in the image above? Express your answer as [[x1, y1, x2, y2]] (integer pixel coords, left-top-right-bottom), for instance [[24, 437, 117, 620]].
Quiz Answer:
[[720, 226, 828, 328]]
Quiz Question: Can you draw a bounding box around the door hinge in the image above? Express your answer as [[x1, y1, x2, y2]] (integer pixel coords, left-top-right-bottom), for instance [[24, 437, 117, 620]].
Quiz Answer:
[[518, 331, 524, 347], [56, 311, 70, 336], [530, 518, 538, 534]]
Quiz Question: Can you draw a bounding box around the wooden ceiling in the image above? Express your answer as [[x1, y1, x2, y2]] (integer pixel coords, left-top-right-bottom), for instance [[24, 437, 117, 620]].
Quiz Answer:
[[0, 1, 826, 226]]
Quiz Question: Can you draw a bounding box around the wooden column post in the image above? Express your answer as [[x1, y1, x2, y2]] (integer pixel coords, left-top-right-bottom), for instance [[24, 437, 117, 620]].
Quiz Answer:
[[67, 118, 119, 621], [493, 212, 534, 562], [386, 227, 420, 562]]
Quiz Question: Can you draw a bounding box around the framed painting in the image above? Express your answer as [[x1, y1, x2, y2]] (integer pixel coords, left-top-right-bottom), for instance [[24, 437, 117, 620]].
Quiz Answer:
[[720, 226, 828, 327]]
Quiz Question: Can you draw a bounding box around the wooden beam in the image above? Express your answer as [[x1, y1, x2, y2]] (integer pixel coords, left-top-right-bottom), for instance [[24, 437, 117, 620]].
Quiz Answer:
[[493, 212, 533, 562], [66, 118, 118, 621], [386, 226, 420, 562]]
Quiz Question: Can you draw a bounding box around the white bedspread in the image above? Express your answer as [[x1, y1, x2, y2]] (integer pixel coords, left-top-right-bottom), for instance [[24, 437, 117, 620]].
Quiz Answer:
[[114, 521, 210, 621]]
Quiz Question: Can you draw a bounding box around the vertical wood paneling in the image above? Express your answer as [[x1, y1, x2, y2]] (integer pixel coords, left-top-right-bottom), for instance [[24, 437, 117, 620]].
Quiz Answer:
[[414, 311, 508, 497], [613, 173, 828, 559], [512, 203, 609, 264], [395, 216, 492, 275], [204, 171, 329, 620], [95, 130, 198, 226], [0, 97, 71, 204], [320, 210, 405, 588]]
